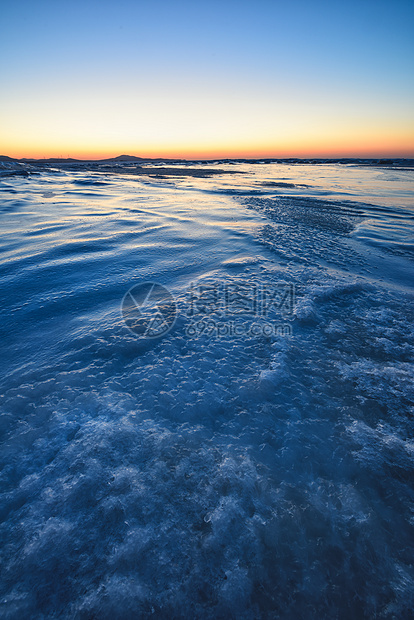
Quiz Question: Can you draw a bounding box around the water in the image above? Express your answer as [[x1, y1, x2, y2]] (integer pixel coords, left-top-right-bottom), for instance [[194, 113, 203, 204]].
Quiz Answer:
[[0, 162, 413, 618]]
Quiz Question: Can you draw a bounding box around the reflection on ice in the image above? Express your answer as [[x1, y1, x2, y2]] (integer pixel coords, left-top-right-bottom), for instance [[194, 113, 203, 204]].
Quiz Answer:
[[0, 162, 413, 618]]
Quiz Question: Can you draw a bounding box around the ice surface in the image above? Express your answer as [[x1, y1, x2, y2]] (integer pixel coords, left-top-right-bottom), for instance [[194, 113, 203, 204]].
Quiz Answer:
[[0, 163, 413, 618]]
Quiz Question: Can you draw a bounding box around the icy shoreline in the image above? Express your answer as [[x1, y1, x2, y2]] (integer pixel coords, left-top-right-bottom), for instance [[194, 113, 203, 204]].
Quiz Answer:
[[0, 163, 413, 618]]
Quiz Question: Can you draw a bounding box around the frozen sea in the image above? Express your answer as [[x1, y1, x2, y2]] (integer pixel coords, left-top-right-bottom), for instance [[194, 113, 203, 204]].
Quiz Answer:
[[0, 161, 413, 619]]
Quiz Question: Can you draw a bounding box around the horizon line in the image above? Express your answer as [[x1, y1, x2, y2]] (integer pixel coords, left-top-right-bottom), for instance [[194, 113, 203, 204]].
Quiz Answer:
[[2, 153, 414, 162]]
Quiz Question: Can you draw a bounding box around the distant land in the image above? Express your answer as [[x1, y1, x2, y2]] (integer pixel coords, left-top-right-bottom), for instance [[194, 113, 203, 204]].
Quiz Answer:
[[1, 155, 413, 180], [0, 154, 167, 164], [1, 154, 414, 166]]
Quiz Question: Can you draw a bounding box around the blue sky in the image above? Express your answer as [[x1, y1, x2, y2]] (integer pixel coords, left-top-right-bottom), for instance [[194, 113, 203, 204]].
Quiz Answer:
[[1, 0, 413, 157]]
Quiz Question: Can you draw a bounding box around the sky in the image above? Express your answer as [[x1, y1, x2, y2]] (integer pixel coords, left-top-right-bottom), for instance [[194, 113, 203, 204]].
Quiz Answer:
[[0, 0, 413, 159]]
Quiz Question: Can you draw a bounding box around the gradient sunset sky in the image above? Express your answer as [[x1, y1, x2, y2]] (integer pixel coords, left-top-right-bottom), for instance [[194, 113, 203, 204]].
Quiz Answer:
[[1, 0, 413, 159]]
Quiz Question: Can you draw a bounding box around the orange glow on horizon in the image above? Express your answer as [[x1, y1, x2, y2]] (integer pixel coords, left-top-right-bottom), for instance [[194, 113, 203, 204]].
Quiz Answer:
[[4, 141, 414, 161], [2, 113, 413, 161], [2, 87, 413, 161]]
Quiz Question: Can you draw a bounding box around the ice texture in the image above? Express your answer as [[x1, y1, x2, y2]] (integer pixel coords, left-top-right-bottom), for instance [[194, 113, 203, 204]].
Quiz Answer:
[[0, 162, 413, 618]]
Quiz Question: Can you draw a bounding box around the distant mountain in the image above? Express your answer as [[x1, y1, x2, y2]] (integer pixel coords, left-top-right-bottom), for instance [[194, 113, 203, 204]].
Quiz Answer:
[[19, 157, 82, 163], [0, 155, 146, 164], [0, 155, 19, 162], [0, 154, 169, 164], [100, 155, 145, 162]]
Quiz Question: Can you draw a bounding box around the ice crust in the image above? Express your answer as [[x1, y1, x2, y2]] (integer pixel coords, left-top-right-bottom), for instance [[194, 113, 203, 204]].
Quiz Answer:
[[0, 163, 413, 618]]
